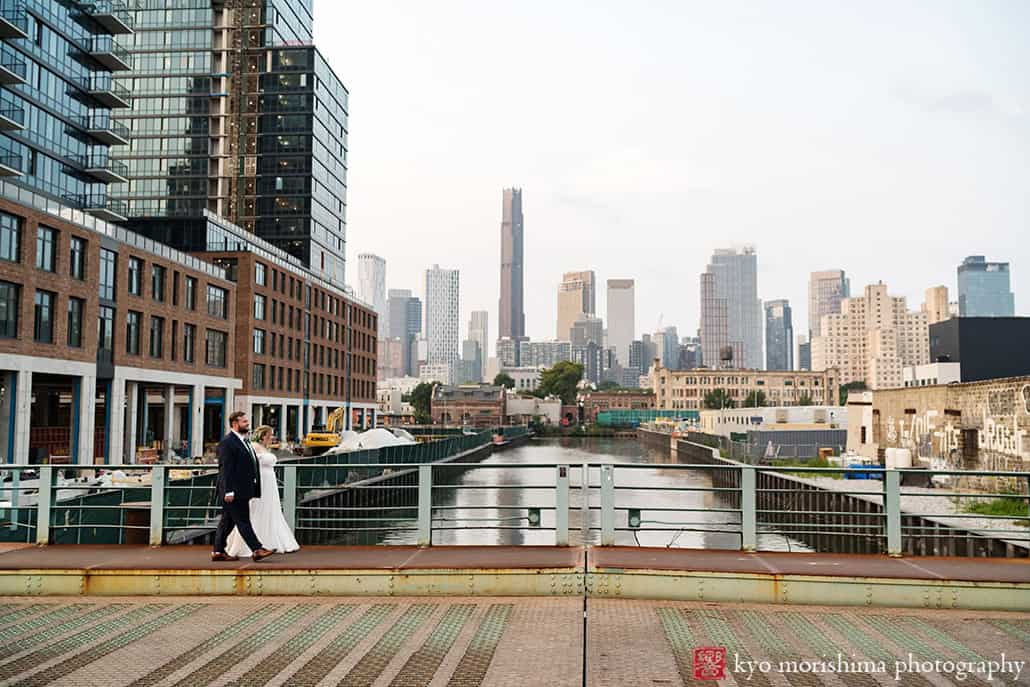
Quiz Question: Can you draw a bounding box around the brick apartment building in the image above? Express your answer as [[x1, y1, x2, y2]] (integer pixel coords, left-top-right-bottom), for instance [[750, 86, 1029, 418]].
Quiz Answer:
[[650, 361, 839, 410], [578, 389, 655, 423], [431, 384, 507, 427], [0, 193, 379, 464], [200, 244, 377, 441], [0, 195, 241, 464]]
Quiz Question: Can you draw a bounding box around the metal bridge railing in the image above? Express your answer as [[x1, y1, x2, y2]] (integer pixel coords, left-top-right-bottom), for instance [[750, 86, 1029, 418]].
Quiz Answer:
[[1, 460, 1027, 555]]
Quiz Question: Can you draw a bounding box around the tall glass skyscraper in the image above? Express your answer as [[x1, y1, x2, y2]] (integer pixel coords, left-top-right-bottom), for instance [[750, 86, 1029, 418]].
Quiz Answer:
[[700, 246, 762, 369], [0, 0, 132, 220], [957, 255, 1015, 317], [764, 299, 793, 371], [110, 1, 348, 284]]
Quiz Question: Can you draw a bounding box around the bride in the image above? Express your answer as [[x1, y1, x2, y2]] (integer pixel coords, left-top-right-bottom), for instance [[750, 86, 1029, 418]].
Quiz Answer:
[[226, 425, 300, 557]]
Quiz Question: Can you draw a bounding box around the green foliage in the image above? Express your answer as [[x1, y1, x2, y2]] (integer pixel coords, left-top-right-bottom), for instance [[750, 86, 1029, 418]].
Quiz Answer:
[[964, 497, 1029, 521], [769, 456, 842, 479], [840, 381, 867, 406], [538, 361, 584, 404], [410, 382, 436, 422], [596, 380, 620, 391], [797, 392, 814, 406], [703, 388, 735, 410], [742, 390, 767, 408], [493, 372, 515, 389]]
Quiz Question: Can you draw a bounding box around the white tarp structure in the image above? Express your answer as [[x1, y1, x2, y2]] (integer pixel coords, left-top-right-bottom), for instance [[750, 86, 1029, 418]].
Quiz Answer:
[[324, 428, 416, 455]]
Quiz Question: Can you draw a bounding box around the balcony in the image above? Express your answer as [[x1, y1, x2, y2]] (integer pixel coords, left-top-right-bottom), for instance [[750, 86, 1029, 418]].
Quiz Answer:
[[0, 46, 25, 85], [80, 0, 133, 35], [0, 1, 28, 39], [89, 35, 131, 72], [82, 112, 130, 146], [65, 193, 127, 222], [0, 100, 23, 131], [85, 195, 127, 222], [0, 148, 20, 176], [81, 153, 128, 184], [84, 73, 130, 108]]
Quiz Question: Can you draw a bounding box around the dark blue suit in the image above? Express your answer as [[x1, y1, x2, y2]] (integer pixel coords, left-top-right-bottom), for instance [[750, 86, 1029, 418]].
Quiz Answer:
[[213, 432, 263, 554]]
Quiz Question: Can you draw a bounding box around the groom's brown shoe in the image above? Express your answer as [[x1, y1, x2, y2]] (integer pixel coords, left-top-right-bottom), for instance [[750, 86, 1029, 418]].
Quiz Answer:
[[251, 548, 274, 561], [211, 552, 239, 562]]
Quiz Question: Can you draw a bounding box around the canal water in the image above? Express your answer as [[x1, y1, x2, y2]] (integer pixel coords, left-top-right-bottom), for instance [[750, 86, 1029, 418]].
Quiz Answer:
[[334, 437, 808, 551]]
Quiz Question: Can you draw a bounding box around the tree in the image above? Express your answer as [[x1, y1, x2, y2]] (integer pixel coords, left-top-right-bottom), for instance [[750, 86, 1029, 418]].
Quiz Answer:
[[493, 372, 515, 389], [839, 381, 867, 406], [597, 380, 620, 391], [410, 382, 436, 424], [703, 388, 735, 410], [797, 392, 814, 406], [742, 390, 767, 408], [537, 361, 584, 404]]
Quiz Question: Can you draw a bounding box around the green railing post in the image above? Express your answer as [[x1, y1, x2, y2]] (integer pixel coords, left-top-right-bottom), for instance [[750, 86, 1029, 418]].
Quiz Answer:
[[741, 466, 757, 552], [417, 464, 432, 546], [35, 465, 52, 545], [600, 464, 615, 546], [555, 464, 569, 546], [885, 469, 902, 556], [10, 468, 19, 531], [283, 465, 297, 531], [149, 465, 165, 546]]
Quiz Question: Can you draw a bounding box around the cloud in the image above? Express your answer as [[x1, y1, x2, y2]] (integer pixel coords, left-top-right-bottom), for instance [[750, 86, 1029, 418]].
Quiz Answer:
[[891, 83, 1027, 122]]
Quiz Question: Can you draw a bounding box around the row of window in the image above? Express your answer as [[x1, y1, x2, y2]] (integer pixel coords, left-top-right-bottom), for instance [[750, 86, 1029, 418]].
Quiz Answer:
[[250, 362, 375, 399], [98, 247, 228, 317], [121, 310, 227, 367], [0, 281, 84, 347], [252, 259, 376, 332], [0, 213, 87, 280]]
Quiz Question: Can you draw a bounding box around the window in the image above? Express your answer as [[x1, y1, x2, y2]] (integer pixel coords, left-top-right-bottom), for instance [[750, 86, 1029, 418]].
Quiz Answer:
[[126, 311, 141, 355], [149, 316, 164, 358], [183, 323, 196, 363], [253, 328, 266, 354], [0, 281, 18, 337], [35, 226, 56, 272], [152, 265, 166, 302], [97, 306, 114, 363], [185, 276, 197, 310], [206, 329, 227, 367], [33, 290, 54, 343], [171, 321, 178, 360], [252, 363, 265, 390], [99, 249, 117, 300], [0, 212, 19, 262], [255, 262, 266, 286], [127, 257, 143, 295], [172, 272, 180, 306], [254, 293, 265, 320], [207, 285, 227, 318], [69, 237, 86, 280], [67, 297, 84, 347]]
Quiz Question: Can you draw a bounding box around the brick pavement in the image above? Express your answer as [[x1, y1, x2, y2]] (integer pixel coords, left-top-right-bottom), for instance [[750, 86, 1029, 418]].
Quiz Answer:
[[0, 597, 1026, 686]]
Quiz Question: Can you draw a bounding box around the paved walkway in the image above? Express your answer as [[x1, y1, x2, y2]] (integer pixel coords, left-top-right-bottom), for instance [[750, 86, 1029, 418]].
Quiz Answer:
[[0, 597, 1027, 686]]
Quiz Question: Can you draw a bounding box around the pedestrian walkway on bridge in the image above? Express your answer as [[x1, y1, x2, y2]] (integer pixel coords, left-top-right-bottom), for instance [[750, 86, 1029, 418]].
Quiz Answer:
[[0, 596, 1026, 685], [1, 544, 1027, 610]]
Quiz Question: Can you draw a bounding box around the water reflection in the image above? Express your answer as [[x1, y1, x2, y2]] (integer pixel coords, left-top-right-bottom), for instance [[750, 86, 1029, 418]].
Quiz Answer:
[[342, 437, 808, 551]]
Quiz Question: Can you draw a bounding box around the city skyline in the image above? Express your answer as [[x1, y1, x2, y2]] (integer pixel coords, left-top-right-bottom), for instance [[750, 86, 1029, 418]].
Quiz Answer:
[[328, 3, 1027, 353]]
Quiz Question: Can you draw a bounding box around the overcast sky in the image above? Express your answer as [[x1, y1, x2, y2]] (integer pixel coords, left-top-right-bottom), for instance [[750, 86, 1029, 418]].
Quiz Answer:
[[317, 1, 1028, 356]]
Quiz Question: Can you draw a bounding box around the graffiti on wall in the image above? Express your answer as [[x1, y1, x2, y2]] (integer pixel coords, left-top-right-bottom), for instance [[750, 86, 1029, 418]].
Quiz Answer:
[[886, 408, 1027, 471]]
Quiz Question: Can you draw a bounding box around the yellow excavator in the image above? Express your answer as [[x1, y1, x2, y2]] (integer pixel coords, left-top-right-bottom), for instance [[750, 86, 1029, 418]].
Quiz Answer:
[[302, 407, 345, 455]]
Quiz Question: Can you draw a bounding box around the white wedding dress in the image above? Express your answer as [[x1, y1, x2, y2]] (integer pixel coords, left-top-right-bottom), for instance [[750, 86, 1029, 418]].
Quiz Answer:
[[226, 447, 300, 557]]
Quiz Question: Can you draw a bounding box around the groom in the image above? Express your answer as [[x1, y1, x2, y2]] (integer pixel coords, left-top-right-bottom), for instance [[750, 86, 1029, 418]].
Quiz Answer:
[[212, 411, 274, 562]]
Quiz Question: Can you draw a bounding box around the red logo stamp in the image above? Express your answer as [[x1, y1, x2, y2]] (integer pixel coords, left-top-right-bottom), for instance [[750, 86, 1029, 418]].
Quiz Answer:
[[693, 646, 727, 680]]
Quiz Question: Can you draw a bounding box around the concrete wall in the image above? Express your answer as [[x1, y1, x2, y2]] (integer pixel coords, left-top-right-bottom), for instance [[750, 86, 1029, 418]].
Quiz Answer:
[[848, 376, 1030, 472]]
